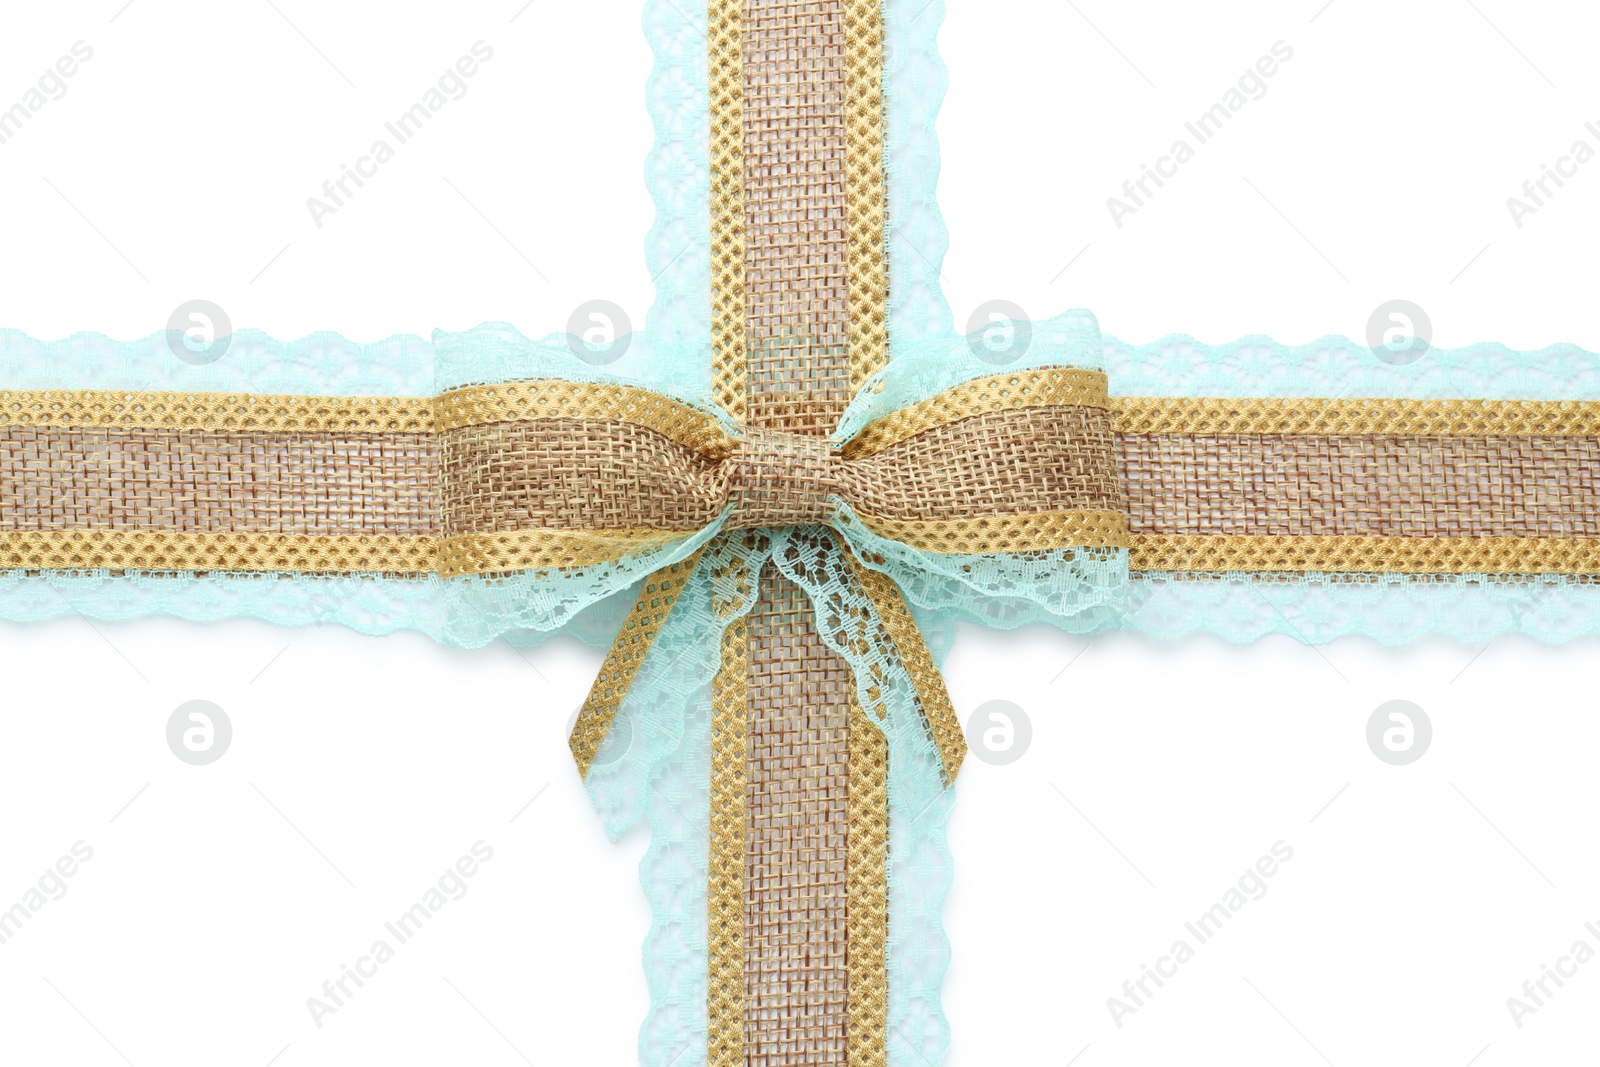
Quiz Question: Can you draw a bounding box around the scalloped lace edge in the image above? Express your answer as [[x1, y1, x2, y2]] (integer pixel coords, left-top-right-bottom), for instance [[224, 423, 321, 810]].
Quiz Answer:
[[1104, 332, 1600, 400]]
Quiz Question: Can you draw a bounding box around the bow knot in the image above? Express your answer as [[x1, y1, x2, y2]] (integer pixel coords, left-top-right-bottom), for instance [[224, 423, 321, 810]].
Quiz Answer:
[[722, 428, 839, 529]]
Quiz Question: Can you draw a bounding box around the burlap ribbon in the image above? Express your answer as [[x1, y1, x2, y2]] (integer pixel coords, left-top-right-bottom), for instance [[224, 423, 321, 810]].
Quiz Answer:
[[562, 365, 1127, 775], [557, 362, 1129, 1063], [565, 4, 1139, 1059], [3, 0, 1595, 1064]]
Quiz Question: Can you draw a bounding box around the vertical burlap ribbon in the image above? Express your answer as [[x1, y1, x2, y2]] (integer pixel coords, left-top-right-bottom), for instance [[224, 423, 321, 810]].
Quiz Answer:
[[707, 3, 890, 1063]]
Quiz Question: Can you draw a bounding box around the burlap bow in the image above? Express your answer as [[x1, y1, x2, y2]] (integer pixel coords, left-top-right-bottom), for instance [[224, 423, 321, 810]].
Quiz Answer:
[[560, 364, 1131, 782]]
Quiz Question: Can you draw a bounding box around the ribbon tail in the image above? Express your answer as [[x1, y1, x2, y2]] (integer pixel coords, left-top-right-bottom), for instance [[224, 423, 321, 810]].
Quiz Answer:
[[710, 528, 890, 1066], [840, 541, 967, 786], [568, 547, 707, 778]]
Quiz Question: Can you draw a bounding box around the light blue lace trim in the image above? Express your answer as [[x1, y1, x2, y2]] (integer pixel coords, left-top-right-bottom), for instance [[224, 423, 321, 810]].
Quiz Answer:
[[0, 569, 636, 650], [641, 0, 711, 360], [1104, 333, 1600, 400], [1118, 572, 1600, 646], [583, 537, 741, 1067], [834, 500, 1129, 632], [0, 328, 436, 395], [886, 0, 954, 348]]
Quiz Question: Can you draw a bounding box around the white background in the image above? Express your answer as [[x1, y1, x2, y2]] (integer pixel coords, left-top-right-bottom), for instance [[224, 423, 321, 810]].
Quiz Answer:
[[0, 2, 1597, 1065]]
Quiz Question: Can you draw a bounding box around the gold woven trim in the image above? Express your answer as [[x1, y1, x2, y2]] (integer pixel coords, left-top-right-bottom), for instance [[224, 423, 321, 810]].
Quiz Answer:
[[438, 381, 735, 456], [0, 390, 432, 433], [0, 529, 699, 578], [846, 550, 966, 786], [1130, 534, 1600, 575], [707, 613, 748, 1067], [0, 531, 435, 574], [1111, 396, 1600, 437], [0, 382, 736, 453], [568, 551, 705, 777], [708, 0, 746, 424], [437, 529, 688, 579], [847, 699, 889, 1067], [845, 508, 1131, 555], [844, 0, 888, 401], [43, 386, 1591, 449], [844, 369, 1111, 457]]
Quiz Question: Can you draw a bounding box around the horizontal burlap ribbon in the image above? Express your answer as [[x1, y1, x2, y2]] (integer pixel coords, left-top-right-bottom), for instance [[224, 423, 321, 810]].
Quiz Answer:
[[10, 383, 1600, 579], [0, 368, 1128, 578]]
